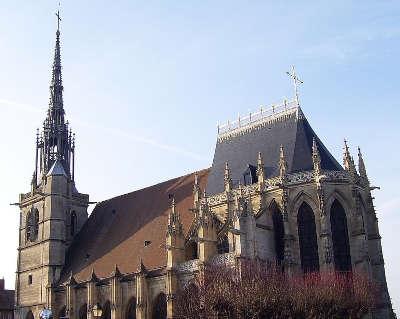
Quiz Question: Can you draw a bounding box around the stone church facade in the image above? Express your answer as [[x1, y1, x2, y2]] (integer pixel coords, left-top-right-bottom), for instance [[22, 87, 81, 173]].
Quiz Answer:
[[14, 19, 393, 319]]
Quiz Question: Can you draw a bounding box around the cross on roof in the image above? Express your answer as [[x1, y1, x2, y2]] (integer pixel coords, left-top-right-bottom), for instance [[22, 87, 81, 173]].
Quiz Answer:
[[55, 9, 62, 31], [286, 66, 303, 105]]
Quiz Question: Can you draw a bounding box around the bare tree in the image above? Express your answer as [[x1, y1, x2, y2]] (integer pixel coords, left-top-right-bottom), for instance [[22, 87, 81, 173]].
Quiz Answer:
[[175, 259, 379, 319]]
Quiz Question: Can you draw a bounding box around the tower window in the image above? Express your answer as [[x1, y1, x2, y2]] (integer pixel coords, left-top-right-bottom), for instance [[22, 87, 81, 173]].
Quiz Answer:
[[26, 208, 39, 242], [28, 274, 33, 285], [70, 211, 77, 236]]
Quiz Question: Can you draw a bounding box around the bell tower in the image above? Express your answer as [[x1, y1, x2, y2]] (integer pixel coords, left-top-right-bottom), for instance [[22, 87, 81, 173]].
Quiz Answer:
[[14, 12, 89, 319]]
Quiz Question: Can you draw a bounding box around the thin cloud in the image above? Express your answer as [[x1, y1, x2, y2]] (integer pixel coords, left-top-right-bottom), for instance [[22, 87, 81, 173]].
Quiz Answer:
[[0, 98, 207, 161], [377, 197, 400, 217], [301, 26, 400, 61]]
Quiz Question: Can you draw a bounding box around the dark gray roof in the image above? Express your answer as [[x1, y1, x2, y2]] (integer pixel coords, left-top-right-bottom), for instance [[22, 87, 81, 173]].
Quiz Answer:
[[0, 289, 14, 311], [46, 159, 67, 177], [206, 107, 342, 194]]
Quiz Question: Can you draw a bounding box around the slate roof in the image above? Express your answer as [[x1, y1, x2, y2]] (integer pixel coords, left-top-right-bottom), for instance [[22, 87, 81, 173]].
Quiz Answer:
[[61, 169, 209, 282], [0, 289, 14, 311], [46, 159, 67, 177], [206, 107, 342, 194]]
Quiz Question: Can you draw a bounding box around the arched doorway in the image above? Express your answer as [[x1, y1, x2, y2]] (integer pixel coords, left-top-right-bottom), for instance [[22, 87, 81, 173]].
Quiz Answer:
[[297, 202, 319, 273], [330, 199, 352, 271], [271, 201, 285, 265], [126, 297, 137, 319], [101, 301, 111, 319], [152, 293, 167, 319], [79, 304, 87, 319], [26, 310, 34, 319]]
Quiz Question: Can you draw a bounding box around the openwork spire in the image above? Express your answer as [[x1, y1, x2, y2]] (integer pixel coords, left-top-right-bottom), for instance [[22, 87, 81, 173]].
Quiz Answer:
[[31, 11, 75, 184], [48, 10, 64, 126]]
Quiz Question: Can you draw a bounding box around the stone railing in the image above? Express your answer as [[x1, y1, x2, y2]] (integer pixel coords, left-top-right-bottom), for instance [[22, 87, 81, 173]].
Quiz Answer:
[[209, 252, 236, 266], [217, 99, 298, 142], [175, 259, 201, 273], [205, 170, 350, 206]]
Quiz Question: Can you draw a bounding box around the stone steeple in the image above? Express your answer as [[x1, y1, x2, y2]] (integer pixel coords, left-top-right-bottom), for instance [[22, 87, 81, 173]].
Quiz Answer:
[[34, 14, 75, 185]]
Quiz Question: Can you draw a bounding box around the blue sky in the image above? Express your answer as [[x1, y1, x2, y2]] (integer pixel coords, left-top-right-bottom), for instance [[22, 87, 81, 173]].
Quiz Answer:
[[0, 0, 399, 312]]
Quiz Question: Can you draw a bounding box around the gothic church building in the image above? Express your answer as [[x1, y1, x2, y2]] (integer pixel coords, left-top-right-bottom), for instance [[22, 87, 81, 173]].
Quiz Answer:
[[15, 19, 392, 319]]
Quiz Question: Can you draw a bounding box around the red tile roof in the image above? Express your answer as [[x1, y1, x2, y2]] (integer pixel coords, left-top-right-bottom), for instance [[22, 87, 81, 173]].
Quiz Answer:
[[61, 169, 209, 282]]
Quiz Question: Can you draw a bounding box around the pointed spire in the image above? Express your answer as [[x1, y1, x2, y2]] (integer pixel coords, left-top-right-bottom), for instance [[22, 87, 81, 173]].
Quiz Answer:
[[48, 11, 65, 125], [67, 271, 77, 286], [193, 172, 201, 209], [137, 258, 147, 274], [312, 137, 321, 175], [167, 196, 183, 236], [89, 268, 98, 282], [35, 10, 74, 180], [343, 139, 357, 176], [256, 152, 265, 185], [358, 147, 369, 182], [198, 191, 212, 225], [224, 162, 232, 192], [279, 145, 287, 178], [111, 264, 121, 278]]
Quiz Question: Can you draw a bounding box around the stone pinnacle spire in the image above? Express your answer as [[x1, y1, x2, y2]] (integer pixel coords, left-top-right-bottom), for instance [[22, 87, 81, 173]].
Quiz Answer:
[[312, 137, 321, 175], [343, 139, 356, 175], [358, 147, 369, 182], [32, 10, 75, 183], [47, 10, 64, 126], [279, 145, 287, 178]]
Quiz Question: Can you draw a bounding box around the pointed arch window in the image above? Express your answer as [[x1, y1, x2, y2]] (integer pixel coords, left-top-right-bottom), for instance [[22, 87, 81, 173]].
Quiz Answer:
[[271, 202, 285, 265], [185, 241, 198, 260], [25, 310, 34, 319], [152, 293, 167, 319], [297, 202, 319, 273], [217, 234, 229, 254], [26, 208, 39, 242], [330, 199, 352, 271], [126, 297, 137, 319]]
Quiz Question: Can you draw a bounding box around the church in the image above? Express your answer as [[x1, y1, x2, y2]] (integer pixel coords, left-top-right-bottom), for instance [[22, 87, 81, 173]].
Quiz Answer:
[[14, 13, 393, 319]]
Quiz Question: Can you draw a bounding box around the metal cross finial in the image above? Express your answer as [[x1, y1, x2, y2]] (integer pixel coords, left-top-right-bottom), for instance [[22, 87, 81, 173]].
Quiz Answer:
[[286, 66, 303, 105], [55, 4, 62, 31]]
